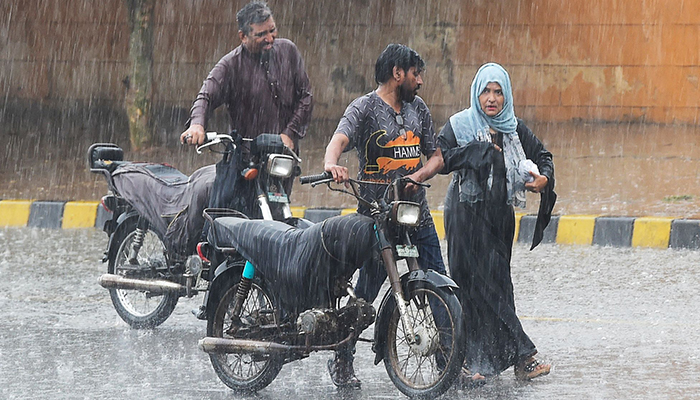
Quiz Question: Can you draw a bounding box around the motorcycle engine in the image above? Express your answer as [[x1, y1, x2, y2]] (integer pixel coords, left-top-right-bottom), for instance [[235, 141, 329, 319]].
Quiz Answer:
[[297, 309, 335, 338], [296, 299, 376, 344]]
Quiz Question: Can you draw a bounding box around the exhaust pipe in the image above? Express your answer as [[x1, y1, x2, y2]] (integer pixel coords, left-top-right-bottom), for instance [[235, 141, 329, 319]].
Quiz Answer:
[[98, 273, 183, 294], [199, 332, 357, 355], [199, 337, 292, 354]]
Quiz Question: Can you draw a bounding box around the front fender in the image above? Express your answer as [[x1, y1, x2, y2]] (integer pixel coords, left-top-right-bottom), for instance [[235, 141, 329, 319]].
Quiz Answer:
[[372, 269, 460, 365], [406, 269, 459, 290]]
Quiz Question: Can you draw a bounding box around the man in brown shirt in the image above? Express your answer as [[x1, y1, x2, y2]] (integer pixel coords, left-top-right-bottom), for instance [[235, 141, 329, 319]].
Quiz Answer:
[[180, 1, 313, 153]]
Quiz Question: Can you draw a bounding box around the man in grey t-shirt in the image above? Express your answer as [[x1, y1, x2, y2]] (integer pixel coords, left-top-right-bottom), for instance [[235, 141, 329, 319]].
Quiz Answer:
[[323, 43, 445, 389]]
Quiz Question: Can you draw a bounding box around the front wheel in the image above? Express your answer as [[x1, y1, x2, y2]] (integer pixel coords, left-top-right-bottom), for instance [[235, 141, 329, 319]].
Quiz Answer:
[[383, 283, 465, 399], [108, 220, 179, 329], [207, 277, 283, 392]]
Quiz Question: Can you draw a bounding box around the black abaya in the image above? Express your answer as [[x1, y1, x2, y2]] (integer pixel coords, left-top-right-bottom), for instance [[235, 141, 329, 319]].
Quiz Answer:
[[438, 119, 556, 376]]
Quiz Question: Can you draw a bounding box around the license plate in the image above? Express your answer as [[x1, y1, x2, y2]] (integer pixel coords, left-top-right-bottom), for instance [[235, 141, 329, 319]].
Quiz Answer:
[[267, 192, 289, 203], [396, 245, 419, 258], [194, 276, 210, 291]]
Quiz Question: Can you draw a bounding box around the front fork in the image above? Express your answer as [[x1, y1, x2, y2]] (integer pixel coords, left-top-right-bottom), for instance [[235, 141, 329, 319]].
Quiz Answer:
[[256, 179, 292, 221], [375, 223, 418, 345]]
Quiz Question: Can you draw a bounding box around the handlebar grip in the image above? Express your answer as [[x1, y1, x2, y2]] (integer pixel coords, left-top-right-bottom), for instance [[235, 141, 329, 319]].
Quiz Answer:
[[299, 171, 332, 185]]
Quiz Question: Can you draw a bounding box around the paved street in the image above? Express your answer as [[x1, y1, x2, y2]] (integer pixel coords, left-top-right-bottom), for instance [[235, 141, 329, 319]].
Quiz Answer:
[[1, 227, 699, 399]]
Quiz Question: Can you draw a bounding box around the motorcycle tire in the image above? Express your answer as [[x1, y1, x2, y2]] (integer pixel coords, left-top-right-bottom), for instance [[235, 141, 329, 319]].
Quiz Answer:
[[383, 282, 465, 399], [107, 220, 179, 329], [207, 276, 283, 392]]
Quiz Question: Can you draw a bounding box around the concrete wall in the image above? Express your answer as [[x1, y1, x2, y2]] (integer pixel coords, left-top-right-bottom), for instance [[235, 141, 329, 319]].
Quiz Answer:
[[3, 0, 700, 214], [3, 0, 699, 128]]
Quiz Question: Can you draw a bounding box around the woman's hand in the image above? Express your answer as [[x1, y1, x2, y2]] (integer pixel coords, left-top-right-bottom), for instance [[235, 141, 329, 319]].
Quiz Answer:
[[525, 172, 548, 193]]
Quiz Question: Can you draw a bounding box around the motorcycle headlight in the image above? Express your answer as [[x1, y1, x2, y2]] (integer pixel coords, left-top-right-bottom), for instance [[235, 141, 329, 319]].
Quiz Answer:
[[267, 154, 295, 178], [391, 201, 421, 226]]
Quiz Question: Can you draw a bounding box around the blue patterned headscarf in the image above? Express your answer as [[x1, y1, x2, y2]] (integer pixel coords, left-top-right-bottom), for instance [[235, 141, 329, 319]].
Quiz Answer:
[[448, 62, 528, 207]]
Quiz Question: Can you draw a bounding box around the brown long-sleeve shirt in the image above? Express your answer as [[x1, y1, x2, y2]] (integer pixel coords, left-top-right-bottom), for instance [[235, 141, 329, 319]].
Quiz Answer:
[[189, 38, 313, 146]]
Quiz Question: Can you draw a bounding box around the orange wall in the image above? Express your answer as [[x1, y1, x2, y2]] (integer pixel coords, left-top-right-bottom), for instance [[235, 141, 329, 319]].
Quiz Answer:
[[2, 0, 699, 125]]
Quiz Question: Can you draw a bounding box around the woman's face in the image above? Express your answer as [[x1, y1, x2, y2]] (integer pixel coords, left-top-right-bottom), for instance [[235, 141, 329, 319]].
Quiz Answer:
[[478, 82, 504, 117]]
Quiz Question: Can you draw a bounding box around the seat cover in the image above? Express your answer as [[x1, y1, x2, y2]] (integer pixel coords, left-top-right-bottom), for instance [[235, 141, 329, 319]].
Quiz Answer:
[[112, 163, 216, 258], [212, 213, 378, 313]]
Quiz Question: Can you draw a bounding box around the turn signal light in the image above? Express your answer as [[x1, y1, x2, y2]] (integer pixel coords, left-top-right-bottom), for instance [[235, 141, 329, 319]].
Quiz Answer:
[[242, 168, 259, 180]]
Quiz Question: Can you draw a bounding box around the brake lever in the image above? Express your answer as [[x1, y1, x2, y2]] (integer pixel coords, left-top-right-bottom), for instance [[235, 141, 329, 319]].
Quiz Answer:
[[286, 146, 302, 163], [196, 137, 221, 154], [403, 177, 431, 188], [310, 178, 334, 188]]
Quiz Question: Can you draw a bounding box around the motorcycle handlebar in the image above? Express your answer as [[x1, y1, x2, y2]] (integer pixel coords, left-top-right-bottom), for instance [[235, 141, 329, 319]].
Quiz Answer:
[[196, 132, 234, 154], [299, 171, 332, 185], [402, 176, 431, 189]]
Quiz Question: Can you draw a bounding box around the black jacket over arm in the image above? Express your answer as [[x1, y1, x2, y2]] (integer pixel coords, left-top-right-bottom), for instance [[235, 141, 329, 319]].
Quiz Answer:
[[438, 119, 556, 249]]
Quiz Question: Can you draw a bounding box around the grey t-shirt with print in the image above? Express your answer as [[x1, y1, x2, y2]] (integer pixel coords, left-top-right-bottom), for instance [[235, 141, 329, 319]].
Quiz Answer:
[[335, 91, 437, 227]]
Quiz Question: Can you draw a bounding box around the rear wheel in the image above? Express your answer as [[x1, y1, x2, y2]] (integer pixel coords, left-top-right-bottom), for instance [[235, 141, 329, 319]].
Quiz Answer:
[[108, 220, 179, 329], [207, 278, 283, 392], [383, 283, 465, 398]]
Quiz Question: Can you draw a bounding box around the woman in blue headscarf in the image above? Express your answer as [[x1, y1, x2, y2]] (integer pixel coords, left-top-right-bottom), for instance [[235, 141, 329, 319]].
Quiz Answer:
[[438, 63, 556, 383]]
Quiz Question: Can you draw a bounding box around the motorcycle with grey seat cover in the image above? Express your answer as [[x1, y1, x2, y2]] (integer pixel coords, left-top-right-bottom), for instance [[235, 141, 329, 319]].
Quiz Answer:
[[88, 132, 307, 328]]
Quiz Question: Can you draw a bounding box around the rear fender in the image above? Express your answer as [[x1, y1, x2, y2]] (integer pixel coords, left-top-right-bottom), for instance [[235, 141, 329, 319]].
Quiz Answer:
[[104, 211, 141, 262], [203, 259, 246, 321], [372, 269, 459, 365]]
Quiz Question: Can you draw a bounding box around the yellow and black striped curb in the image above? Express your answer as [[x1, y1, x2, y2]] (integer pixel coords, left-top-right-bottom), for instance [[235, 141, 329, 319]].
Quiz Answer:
[[1, 200, 697, 249]]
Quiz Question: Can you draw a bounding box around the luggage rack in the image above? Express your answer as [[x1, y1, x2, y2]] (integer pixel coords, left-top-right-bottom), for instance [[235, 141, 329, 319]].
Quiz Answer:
[[203, 208, 250, 253]]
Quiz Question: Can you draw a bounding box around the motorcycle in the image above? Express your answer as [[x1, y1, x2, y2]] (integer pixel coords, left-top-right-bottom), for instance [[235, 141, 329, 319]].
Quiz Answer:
[[88, 132, 306, 328], [197, 172, 466, 398]]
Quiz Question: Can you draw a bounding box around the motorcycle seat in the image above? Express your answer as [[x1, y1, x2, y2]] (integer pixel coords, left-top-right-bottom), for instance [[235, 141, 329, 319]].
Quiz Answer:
[[211, 214, 378, 312], [114, 162, 190, 186]]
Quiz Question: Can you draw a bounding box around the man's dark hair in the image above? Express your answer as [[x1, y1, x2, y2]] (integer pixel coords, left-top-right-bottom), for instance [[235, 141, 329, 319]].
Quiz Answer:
[[237, 1, 273, 36], [374, 44, 425, 85]]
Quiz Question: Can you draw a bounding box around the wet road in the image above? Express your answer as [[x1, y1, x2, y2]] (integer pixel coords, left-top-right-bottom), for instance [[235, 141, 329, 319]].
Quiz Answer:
[[1, 227, 699, 399]]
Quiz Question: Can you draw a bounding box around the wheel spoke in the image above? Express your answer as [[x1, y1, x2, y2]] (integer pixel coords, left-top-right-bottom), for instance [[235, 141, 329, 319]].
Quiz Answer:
[[209, 282, 281, 390], [109, 227, 176, 327], [386, 285, 463, 396]]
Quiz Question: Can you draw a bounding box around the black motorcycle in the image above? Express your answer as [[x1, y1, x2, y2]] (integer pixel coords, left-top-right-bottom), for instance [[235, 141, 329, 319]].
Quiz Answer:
[[197, 172, 465, 398], [88, 132, 305, 328]]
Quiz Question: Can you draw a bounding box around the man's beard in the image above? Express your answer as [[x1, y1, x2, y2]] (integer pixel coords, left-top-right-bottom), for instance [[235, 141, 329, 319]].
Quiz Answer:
[[399, 83, 417, 102]]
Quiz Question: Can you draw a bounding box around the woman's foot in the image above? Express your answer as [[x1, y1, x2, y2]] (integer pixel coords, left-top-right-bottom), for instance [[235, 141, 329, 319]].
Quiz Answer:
[[514, 357, 551, 381]]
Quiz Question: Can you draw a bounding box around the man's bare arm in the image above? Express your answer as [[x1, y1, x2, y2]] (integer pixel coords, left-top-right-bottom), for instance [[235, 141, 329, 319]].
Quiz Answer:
[[323, 133, 350, 183]]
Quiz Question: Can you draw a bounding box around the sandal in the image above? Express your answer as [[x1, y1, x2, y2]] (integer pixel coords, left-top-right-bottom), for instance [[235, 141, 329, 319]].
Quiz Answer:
[[514, 357, 551, 381], [455, 367, 487, 389]]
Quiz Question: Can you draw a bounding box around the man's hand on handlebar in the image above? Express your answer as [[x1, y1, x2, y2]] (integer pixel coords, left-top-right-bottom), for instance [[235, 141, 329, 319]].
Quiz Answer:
[[324, 163, 349, 184], [403, 172, 430, 195], [402, 172, 424, 195], [280, 133, 294, 151], [180, 124, 205, 146]]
